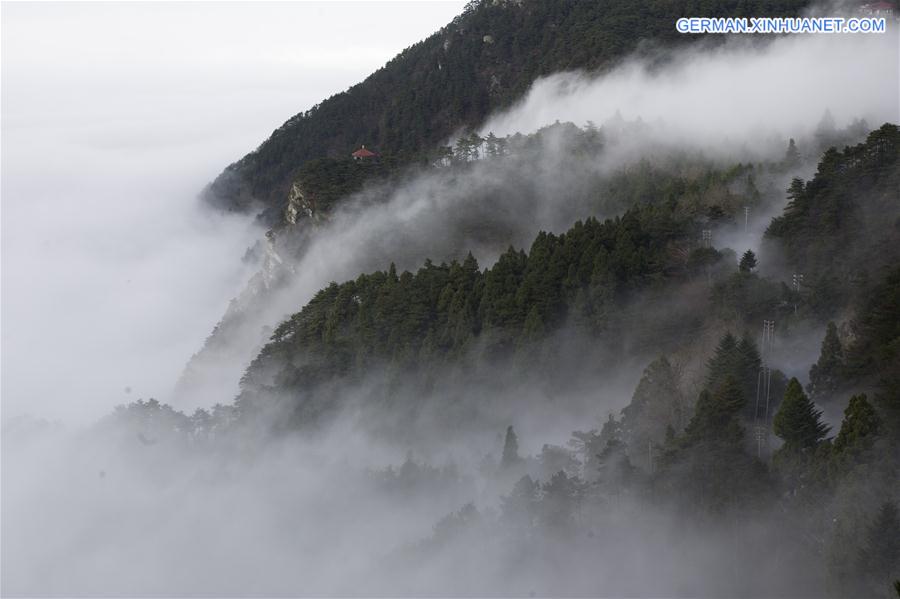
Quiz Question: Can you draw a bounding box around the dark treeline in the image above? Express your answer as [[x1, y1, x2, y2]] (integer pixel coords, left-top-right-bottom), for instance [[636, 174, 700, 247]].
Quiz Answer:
[[202, 0, 812, 222], [237, 125, 899, 424], [97, 124, 899, 596]]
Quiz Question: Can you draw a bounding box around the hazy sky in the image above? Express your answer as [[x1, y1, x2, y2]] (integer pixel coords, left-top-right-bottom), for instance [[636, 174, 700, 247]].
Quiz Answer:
[[1, 1, 466, 424]]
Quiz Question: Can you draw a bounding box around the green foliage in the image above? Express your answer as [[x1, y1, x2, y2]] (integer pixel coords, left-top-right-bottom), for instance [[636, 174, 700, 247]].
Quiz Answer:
[[684, 378, 747, 447], [661, 378, 771, 512], [808, 322, 845, 402], [238, 202, 698, 415], [704, 332, 769, 422], [832, 394, 880, 455], [772, 378, 829, 453], [710, 270, 784, 323], [848, 266, 900, 375], [766, 123, 900, 318], [739, 249, 757, 272], [568, 428, 604, 481], [205, 0, 815, 218], [291, 157, 391, 217], [501, 425, 521, 468], [620, 356, 684, 457], [784, 138, 800, 168]]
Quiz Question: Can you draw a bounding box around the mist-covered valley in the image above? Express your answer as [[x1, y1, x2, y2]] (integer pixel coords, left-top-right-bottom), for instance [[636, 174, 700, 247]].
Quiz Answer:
[[3, 1, 900, 597]]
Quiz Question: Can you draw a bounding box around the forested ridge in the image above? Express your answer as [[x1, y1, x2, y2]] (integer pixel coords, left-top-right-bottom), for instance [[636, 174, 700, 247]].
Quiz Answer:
[[96, 123, 900, 597], [202, 0, 812, 222], [8, 1, 900, 595], [237, 125, 899, 419]]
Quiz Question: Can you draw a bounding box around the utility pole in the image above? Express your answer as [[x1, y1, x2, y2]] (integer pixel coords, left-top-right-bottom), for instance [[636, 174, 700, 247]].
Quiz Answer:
[[744, 206, 750, 233], [701, 230, 712, 286], [754, 320, 776, 458], [792, 273, 804, 314]]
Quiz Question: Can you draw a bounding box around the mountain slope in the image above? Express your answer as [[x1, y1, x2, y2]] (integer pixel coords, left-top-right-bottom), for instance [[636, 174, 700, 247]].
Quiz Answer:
[[235, 124, 900, 432], [202, 0, 812, 223]]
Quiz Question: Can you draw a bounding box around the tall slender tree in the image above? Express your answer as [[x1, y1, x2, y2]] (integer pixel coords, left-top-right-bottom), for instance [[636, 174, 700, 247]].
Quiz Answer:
[[773, 378, 829, 453], [833, 394, 880, 454], [808, 322, 844, 401], [739, 250, 758, 273], [501, 425, 521, 468]]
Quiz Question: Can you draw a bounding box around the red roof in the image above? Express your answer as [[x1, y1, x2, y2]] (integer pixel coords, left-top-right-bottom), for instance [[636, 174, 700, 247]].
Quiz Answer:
[[352, 146, 377, 158]]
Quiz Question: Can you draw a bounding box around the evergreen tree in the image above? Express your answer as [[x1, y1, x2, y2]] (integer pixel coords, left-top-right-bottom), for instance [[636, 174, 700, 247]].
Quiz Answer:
[[501, 425, 521, 468], [568, 429, 604, 481], [453, 135, 473, 163], [670, 379, 765, 511], [620, 356, 683, 457], [484, 132, 499, 158], [773, 378, 829, 453], [706, 333, 762, 413], [706, 333, 739, 393], [784, 177, 806, 216], [685, 378, 747, 446], [784, 137, 800, 167], [815, 108, 837, 147], [597, 413, 621, 448], [833, 394, 880, 454], [467, 132, 484, 160], [520, 305, 545, 341], [808, 321, 844, 401], [739, 249, 757, 273]]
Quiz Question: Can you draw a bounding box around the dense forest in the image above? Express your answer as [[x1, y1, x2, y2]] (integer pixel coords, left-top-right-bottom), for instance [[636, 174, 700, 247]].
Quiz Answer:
[[94, 124, 900, 596], [6, 1, 898, 594], [202, 0, 813, 223], [236, 125, 899, 426]]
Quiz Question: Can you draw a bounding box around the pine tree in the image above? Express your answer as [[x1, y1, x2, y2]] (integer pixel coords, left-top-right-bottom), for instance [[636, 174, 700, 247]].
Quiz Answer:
[[620, 356, 683, 455], [808, 321, 844, 401], [685, 378, 747, 445], [739, 249, 757, 273], [568, 429, 604, 481], [705, 333, 763, 416], [785, 177, 806, 215], [501, 425, 521, 468], [833, 394, 880, 454], [674, 379, 761, 511], [597, 413, 621, 449], [773, 378, 829, 453], [784, 138, 800, 167], [467, 132, 484, 160], [484, 132, 499, 158], [453, 135, 472, 163], [706, 333, 739, 393]]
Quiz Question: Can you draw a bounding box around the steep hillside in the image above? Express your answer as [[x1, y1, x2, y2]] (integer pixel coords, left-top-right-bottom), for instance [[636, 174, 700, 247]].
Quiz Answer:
[[235, 124, 900, 433], [202, 0, 812, 223], [765, 123, 900, 318]]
